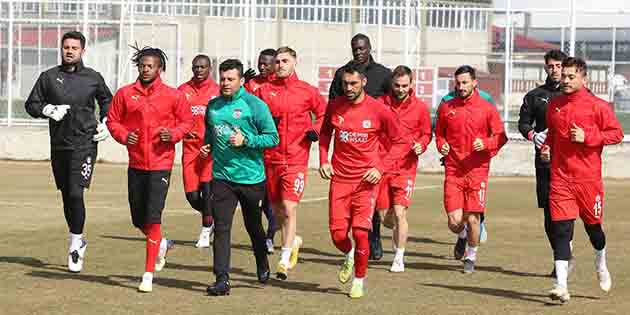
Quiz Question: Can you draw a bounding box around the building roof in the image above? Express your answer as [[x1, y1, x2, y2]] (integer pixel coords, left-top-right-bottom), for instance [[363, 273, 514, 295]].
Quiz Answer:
[[493, 26, 560, 51], [0, 27, 116, 49]]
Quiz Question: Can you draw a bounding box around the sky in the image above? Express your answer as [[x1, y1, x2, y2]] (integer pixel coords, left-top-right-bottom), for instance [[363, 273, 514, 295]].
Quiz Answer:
[[493, 0, 630, 27]]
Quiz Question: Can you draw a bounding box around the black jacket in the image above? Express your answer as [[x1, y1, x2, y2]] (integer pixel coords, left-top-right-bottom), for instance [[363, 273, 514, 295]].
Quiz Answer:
[[25, 62, 112, 151], [328, 55, 392, 100], [518, 77, 562, 169]]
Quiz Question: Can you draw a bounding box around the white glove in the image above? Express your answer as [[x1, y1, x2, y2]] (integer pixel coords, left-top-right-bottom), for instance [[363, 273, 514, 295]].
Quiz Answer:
[[42, 104, 71, 121], [533, 129, 548, 150], [93, 117, 110, 142]]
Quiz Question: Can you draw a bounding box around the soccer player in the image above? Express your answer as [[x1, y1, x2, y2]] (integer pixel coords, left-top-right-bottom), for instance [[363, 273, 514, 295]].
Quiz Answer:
[[541, 57, 623, 303], [253, 47, 326, 280], [434, 65, 507, 273], [375, 65, 432, 273], [518, 49, 570, 276], [244, 48, 277, 93], [25, 31, 112, 273], [201, 59, 279, 296], [438, 88, 495, 245], [319, 62, 399, 298], [329, 33, 393, 261], [107, 45, 193, 293], [244, 48, 280, 254], [178, 55, 220, 248]]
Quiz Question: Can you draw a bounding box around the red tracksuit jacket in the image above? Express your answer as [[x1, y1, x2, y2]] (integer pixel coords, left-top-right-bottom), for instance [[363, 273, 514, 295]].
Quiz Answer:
[[378, 91, 432, 175], [244, 74, 271, 94], [254, 72, 327, 166], [178, 78, 220, 164], [544, 87, 623, 183], [107, 77, 193, 171], [434, 90, 507, 177], [319, 94, 400, 182]]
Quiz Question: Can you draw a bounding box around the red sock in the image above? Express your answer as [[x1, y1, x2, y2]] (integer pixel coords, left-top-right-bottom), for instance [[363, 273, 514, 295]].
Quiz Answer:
[[144, 223, 161, 273], [330, 228, 352, 254], [352, 228, 370, 278], [203, 215, 214, 227]]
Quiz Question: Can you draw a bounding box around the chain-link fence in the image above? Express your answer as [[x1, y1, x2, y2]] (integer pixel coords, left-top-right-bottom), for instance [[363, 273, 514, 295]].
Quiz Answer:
[[1, 0, 629, 136]]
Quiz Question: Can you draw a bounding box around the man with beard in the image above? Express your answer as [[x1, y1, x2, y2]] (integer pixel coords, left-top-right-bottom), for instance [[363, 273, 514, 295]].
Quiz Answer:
[[319, 62, 399, 298], [200, 59, 279, 296], [25, 31, 113, 273], [253, 47, 326, 280], [329, 33, 392, 261], [434, 65, 507, 274], [178, 55, 220, 248], [541, 57, 623, 303], [518, 49, 571, 276], [376, 65, 432, 273], [107, 45, 193, 292]]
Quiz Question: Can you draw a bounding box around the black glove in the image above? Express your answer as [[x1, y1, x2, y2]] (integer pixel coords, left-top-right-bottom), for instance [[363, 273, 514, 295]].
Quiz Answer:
[[440, 157, 445, 166], [273, 116, 281, 127], [243, 68, 256, 83], [305, 130, 319, 142]]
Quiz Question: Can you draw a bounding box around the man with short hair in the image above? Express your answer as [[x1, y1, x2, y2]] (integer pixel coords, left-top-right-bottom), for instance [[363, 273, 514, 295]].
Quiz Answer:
[[541, 57, 623, 303], [329, 33, 393, 260], [107, 45, 193, 292], [319, 62, 399, 298], [245, 48, 279, 253], [25, 31, 112, 273], [244, 48, 277, 93], [254, 46, 327, 280], [518, 49, 570, 276], [178, 54, 220, 248], [201, 59, 279, 296], [434, 65, 507, 274], [376, 65, 432, 273]]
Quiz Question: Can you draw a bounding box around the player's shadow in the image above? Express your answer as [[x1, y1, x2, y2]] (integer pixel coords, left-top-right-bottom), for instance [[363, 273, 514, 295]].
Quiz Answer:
[[112, 274, 233, 293], [0, 256, 74, 273], [100, 235, 197, 247], [380, 249, 451, 260], [380, 235, 452, 246], [26, 270, 135, 290], [422, 283, 599, 305]]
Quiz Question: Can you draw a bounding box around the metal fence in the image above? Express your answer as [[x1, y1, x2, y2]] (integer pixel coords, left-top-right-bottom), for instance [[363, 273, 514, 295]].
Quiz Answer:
[[1, 0, 630, 136]]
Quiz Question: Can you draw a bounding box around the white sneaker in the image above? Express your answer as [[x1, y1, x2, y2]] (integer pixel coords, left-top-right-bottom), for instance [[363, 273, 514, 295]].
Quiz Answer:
[[155, 239, 175, 272], [138, 272, 153, 293], [266, 238, 274, 254], [390, 258, 405, 273], [68, 240, 87, 273], [597, 269, 612, 292], [195, 225, 213, 248], [549, 285, 570, 303]]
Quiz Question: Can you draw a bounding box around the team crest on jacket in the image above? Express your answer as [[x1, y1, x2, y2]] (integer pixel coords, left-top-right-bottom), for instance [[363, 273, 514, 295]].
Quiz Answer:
[[362, 120, 371, 128], [233, 109, 242, 119]]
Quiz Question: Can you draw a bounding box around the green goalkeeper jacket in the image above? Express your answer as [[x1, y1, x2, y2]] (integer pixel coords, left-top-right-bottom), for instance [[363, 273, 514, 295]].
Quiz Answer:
[[204, 86, 279, 184]]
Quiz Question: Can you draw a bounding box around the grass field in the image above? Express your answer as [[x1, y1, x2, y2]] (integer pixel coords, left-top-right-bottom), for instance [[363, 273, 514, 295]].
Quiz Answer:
[[1, 161, 629, 315]]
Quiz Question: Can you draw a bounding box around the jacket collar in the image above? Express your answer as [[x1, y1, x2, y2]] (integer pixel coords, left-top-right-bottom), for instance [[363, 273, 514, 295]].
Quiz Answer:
[[221, 86, 245, 102], [544, 76, 561, 91], [189, 77, 214, 90], [59, 60, 85, 73], [565, 86, 589, 102], [133, 75, 163, 96], [384, 89, 415, 108], [453, 89, 480, 107], [271, 71, 299, 86]]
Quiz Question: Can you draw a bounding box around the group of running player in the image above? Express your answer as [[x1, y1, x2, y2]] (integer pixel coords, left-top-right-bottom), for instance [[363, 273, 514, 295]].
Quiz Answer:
[[25, 30, 622, 303]]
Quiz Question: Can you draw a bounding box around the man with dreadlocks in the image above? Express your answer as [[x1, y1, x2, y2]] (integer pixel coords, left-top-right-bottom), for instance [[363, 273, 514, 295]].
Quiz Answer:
[[107, 45, 193, 293]]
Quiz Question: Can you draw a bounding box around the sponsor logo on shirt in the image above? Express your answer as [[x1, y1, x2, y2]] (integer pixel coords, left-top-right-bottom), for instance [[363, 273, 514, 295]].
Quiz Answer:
[[338, 130, 368, 143], [233, 109, 242, 119], [362, 120, 371, 128], [191, 105, 206, 116]]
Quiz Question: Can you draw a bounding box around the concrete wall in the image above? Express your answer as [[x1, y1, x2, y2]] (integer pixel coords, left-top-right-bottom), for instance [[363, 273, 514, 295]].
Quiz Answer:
[[3, 125, 628, 179]]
